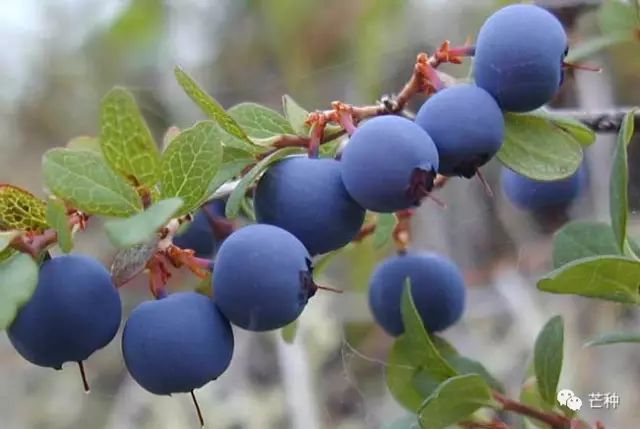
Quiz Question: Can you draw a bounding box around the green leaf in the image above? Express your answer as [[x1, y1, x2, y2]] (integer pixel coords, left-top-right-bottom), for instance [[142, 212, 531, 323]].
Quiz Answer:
[[538, 255, 640, 304], [584, 331, 640, 347], [610, 109, 637, 253], [599, 0, 640, 35], [228, 102, 294, 140], [373, 213, 397, 249], [174, 67, 253, 146], [281, 320, 299, 344], [416, 374, 493, 429], [520, 376, 556, 427], [282, 94, 311, 136], [566, 34, 632, 63], [535, 110, 596, 147], [0, 185, 48, 232], [498, 112, 584, 180], [0, 231, 19, 254], [225, 148, 304, 219], [386, 338, 430, 412], [100, 87, 161, 187], [0, 253, 39, 330], [400, 280, 458, 378], [110, 238, 159, 287], [203, 159, 254, 204], [105, 198, 183, 248], [160, 121, 223, 215], [534, 315, 564, 406], [66, 136, 102, 153], [311, 246, 347, 277], [552, 221, 620, 269], [43, 148, 143, 217], [446, 356, 505, 394], [46, 198, 72, 253]]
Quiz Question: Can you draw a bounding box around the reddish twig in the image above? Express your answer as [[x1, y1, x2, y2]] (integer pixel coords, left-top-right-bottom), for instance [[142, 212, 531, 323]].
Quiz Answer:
[[493, 392, 571, 429], [392, 209, 415, 253]]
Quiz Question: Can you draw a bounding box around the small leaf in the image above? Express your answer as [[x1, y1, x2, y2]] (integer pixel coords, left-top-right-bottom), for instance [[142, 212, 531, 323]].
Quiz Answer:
[[386, 338, 430, 412], [0, 253, 39, 330], [400, 280, 457, 378], [0, 186, 48, 232], [584, 331, 640, 347], [446, 355, 505, 394], [105, 198, 183, 248], [610, 109, 637, 253], [498, 112, 584, 180], [42, 148, 143, 217], [0, 231, 19, 254], [281, 320, 299, 344], [282, 94, 311, 136], [66, 136, 102, 153], [228, 102, 294, 139], [160, 121, 223, 215], [534, 315, 564, 406], [552, 221, 620, 269], [538, 255, 640, 304], [417, 374, 493, 429], [225, 147, 304, 219], [110, 238, 159, 287], [174, 67, 253, 146], [46, 198, 72, 253], [100, 87, 161, 187], [535, 110, 596, 147], [566, 34, 632, 63], [373, 213, 397, 249]]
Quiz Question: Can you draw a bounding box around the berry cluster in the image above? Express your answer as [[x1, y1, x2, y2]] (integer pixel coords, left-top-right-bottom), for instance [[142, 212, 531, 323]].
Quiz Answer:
[[4, 3, 584, 424]]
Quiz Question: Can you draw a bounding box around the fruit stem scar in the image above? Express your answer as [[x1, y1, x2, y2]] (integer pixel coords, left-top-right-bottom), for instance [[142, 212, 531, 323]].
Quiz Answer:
[[77, 361, 90, 393], [190, 390, 205, 428]]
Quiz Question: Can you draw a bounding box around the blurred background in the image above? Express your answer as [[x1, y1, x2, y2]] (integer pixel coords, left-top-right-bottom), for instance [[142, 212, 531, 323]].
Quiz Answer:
[[0, 0, 639, 428]]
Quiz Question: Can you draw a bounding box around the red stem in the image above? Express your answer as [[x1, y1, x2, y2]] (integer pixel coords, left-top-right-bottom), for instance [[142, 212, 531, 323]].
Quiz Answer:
[[493, 392, 571, 429]]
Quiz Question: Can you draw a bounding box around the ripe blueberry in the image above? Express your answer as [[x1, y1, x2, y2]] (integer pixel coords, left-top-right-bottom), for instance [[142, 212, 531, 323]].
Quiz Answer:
[[415, 84, 505, 178], [368, 252, 466, 336], [122, 292, 233, 395], [8, 254, 122, 369], [173, 200, 225, 257], [213, 224, 315, 331], [473, 4, 568, 112], [254, 156, 365, 255], [500, 165, 586, 212]]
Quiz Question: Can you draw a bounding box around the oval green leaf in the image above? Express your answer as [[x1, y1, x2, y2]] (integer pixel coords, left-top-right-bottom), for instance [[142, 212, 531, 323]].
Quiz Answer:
[[160, 121, 223, 215], [552, 221, 621, 269], [66, 136, 102, 153], [0, 185, 48, 232], [105, 197, 183, 249], [46, 198, 72, 253], [417, 374, 493, 429], [0, 253, 39, 330], [538, 255, 640, 304], [43, 148, 143, 217], [534, 315, 564, 406], [229, 102, 294, 139], [498, 112, 584, 180], [100, 87, 161, 187], [610, 109, 637, 253]]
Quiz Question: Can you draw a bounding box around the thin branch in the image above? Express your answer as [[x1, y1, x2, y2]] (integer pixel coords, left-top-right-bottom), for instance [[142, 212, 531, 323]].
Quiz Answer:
[[493, 392, 571, 429]]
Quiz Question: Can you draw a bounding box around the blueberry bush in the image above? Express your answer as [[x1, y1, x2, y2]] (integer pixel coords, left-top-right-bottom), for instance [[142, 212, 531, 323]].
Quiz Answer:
[[0, 2, 639, 429]]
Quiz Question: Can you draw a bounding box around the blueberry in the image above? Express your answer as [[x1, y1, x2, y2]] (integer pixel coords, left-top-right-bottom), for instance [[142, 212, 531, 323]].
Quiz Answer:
[[415, 84, 505, 178], [8, 254, 122, 369], [254, 156, 365, 255], [473, 4, 568, 112], [500, 165, 586, 212], [368, 252, 466, 336], [340, 115, 440, 213], [122, 292, 233, 395], [213, 224, 315, 331], [173, 200, 226, 257]]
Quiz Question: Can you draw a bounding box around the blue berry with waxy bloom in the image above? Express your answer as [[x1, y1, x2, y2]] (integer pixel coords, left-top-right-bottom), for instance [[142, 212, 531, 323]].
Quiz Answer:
[[122, 292, 234, 395], [213, 224, 317, 331], [254, 156, 365, 255], [473, 4, 568, 112], [340, 115, 440, 213], [173, 199, 226, 257], [368, 252, 466, 336], [415, 84, 505, 178], [8, 254, 122, 370]]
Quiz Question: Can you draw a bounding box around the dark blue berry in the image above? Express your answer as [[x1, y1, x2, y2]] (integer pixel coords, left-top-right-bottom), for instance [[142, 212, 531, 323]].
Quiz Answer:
[[8, 254, 122, 369], [255, 156, 365, 255], [122, 292, 234, 395], [173, 200, 225, 257]]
